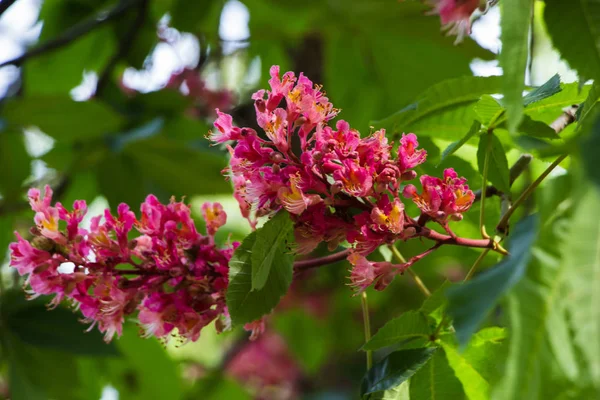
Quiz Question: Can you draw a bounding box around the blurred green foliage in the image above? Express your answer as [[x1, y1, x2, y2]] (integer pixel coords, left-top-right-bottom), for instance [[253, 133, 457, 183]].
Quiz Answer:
[[0, 0, 599, 399]]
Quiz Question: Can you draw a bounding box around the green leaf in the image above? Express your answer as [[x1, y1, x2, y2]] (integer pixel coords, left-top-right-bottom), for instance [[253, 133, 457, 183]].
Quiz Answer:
[[361, 348, 437, 396], [500, 0, 534, 132], [2, 290, 120, 357], [477, 133, 510, 193], [438, 121, 481, 167], [523, 74, 562, 107], [25, 26, 116, 94], [362, 311, 431, 351], [106, 324, 183, 400], [475, 95, 504, 127], [226, 231, 294, 325], [544, 0, 600, 81], [368, 382, 410, 400], [410, 349, 464, 400], [440, 339, 489, 400], [582, 115, 600, 188], [447, 215, 539, 346], [420, 280, 452, 325], [562, 186, 600, 385], [373, 76, 502, 139], [0, 129, 31, 200], [3, 96, 124, 142], [251, 211, 295, 290], [517, 115, 560, 139]]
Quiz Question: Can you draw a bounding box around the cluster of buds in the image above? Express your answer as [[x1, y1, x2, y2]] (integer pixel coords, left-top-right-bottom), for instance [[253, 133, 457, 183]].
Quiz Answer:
[[211, 66, 475, 293], [9, 186, 236, 342]]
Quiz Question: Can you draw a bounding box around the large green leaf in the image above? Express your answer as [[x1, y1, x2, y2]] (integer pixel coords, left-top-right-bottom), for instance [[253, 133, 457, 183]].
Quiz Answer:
[[447, 215, 539, 346], [368, 382, 410, 400], [410, 348, 464, 400], [251, 211, 295, 290], [500, 0, 534, 132], [544, 0, 600, 81], [440, 339, 489, 400], [361, 348, 437, 396], [477, 133, 510, 194], [475, 95, 504, 127], [363, 311, 431, 351], [226, 231, 294, 325], [373, 76, 502, 139], [563, 186, 600, 385], [438, 121, 481, 167], [3, 96, 124, 142], [523, 74, 562, 107]]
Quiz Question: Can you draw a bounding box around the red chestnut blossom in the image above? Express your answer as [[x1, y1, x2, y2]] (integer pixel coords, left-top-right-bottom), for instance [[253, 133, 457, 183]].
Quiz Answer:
[[403, 168, 475, 224], [210, 66, 475, 292], [347, 252, 408, 294], [425, 0, 480, 42], [9, 187, 240, 343]]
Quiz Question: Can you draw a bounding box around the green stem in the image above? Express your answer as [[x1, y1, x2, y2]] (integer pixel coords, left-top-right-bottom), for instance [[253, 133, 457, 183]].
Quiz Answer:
[[480, 132, 493, 239], [361, 291, 373, 370], [464, 248, 491, 281], [389, 245, 431, 297], [496, 153, 568, 234]]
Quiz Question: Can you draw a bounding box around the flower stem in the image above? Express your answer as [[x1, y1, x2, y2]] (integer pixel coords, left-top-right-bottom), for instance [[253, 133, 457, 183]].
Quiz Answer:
[[496, 153, 568, 234], [480, 132, 493, 239], [293, 248, 352, 272], [464, 248, 491, 281], [389, 245, 432, 297], [361, 291, 373, 370]]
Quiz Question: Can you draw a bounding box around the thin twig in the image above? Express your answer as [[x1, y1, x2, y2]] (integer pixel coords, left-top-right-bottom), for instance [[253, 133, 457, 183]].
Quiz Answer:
[[0, 0, 143, 68], [496, 153, 568, 234], [389, 245, 432, 297], [95, 0, 149, 96], [464, 248, 491, 281], [293, 248, 351, 271], [479, 131, 492, 239], [361, 292, 373, 370]]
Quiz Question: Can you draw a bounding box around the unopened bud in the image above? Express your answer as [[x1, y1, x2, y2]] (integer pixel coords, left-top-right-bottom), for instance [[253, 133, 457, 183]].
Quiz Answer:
[[32, 236, 56, 252], [272, 164, 281, 173], [312, 151, 323, 161], [400, 171, 417, 181], [271, 152, 284, 163], [331, 182, 343, 195], [169, 266, 186, 277]]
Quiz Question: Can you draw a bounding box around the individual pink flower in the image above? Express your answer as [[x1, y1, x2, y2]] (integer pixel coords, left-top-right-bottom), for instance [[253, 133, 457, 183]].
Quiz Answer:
[[202, 202, 227, 236], [347, 252, 406, 293], [9, 232, 52, 276], [277, 173, 322, 215], [397, 133, 427, 173], [403, 168, 474, 222]]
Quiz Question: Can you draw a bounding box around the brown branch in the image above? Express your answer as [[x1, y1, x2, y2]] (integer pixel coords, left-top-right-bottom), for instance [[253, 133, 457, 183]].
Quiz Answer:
[[418, 227, 507, 254], [293, 248, 352, 271], [0, 0, 142, 68], [95, 0, 149, 96]]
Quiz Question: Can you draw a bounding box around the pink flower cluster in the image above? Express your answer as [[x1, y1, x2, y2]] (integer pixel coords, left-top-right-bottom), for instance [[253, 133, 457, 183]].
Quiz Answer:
[[425, 0, 481, 42], [211, 66, 475, 293], [9, 186, 236, 342], [227, 332, 301, 400]]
